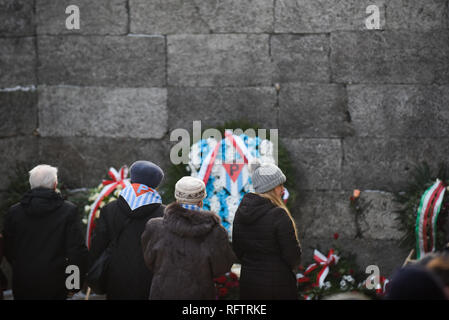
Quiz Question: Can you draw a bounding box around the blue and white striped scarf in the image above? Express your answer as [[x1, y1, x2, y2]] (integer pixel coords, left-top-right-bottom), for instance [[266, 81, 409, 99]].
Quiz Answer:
[[180, 203, 202, 212], [120, 183, 162, 211]]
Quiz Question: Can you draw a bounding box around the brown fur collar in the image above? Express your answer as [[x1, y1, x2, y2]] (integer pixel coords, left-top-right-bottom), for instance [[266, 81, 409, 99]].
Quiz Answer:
[[163, 202, 221, 237]]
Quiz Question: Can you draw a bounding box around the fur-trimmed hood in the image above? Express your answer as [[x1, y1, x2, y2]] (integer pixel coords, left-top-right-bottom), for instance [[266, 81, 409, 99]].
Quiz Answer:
[[163, 202, 221, 237]]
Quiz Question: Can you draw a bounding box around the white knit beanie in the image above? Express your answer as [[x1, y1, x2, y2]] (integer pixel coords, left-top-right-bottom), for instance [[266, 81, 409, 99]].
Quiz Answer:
[[249, 159, 286, 194], [175, 176, 207, 204]]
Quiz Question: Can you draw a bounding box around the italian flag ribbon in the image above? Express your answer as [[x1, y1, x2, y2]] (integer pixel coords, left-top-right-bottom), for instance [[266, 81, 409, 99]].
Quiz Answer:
[[86, 166, 131, 249], [304, 249, 340, 288], [415, 179, 446, 259]]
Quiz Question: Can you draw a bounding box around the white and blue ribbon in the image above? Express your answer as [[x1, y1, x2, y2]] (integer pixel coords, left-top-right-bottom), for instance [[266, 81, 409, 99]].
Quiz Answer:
[[180, 203, 202, 212], [120, 183, 162, 211]]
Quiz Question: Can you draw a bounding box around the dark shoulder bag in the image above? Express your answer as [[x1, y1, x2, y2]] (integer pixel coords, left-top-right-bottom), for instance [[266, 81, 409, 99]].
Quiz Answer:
[[87, 218, 131, 294]]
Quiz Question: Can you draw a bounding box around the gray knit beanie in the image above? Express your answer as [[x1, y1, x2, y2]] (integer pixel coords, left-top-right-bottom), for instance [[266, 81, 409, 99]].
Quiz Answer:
[[249, 160, 286, 194]]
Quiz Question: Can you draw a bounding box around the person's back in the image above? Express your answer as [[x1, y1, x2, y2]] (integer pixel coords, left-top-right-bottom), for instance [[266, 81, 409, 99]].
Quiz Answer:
[[232, 161, 302, 300], [141, 176, 235, 300], [233, 193, 301, 299], [3, 165, 87, 299], [88, 160, 166, 300], [89, 196, 164, 299]]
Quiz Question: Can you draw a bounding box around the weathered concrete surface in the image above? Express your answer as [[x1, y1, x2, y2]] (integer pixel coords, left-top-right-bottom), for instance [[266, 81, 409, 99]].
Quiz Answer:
[[275, 0, 386, 33], [36, 0, 128, 35], [131, 0, 274, 34], [386, 0, 448, 30], [38, 86, 167, 139], [0, 90, 37, 137], [342, 138, 449, 192], [278, 84, 352, 138], [348, 85, 449, 138], [282, 138, 342, 190], [38, 35, 166, 87], [38, 137, 171, 189], [167, 34, 272, 87], [331, 30, 449, 84], [0, 37, 36, 87], [0, 0, 35, 36], [271, 34, 330, 83], [0, 137, 39, 191], [168, 87, 277, 132]]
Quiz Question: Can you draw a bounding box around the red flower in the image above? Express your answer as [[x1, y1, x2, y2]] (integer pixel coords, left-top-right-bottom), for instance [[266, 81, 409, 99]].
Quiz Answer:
[[215, 276, 227, 284], [349, 269, 354, 275], [350, 196, 355, 202], [298, 265, 305, 271], [218, 287, 228, 297], [333, 232, 339, 240], [229, 272, 238, 281]]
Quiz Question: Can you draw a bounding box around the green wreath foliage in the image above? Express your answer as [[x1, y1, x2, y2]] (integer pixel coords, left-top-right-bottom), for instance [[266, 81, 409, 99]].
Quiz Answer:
[[394, 162, 449, 254], [159, 120, 297, 210]]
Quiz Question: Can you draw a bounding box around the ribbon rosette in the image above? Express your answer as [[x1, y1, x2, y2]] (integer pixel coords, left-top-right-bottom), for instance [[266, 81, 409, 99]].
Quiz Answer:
[[303, 249, 340, 288], [86, 166, 131, 248]]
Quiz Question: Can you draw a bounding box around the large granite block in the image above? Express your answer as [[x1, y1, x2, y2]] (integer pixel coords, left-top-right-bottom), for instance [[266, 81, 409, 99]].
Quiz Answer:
[[36, 0, 127, 35], [168, 87, 277, 132], [38, 35, 166, 87], [331, 30, 449, 84], [0, 89, 37, 137], [271, 34, 330, 83], [0, 37, 36, 87], [38, 86, 167, 139], [342, 137, 449, 191], [386, 0, 448, 30], [348, 85, 449, 137], [0, 137, 39, 191], [167, 34, 272, 87], [0, 0, 34, 36], [279, 84, 352, 138], [275, 0, 386, 33], [281, 138, 342, 190], [130, 0, 273, 34], [38, 137, 171, 189]]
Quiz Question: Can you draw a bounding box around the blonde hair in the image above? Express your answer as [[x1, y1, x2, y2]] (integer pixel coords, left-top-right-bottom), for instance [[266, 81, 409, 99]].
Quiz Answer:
[[258, 188, 299, 240]]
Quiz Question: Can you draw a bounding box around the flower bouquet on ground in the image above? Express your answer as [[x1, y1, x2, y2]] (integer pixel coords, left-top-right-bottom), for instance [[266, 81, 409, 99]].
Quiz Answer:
[[214, 271, 240, 300]]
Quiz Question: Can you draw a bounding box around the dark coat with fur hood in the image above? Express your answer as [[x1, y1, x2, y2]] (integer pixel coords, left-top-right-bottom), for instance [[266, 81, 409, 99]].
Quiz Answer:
[[141, 203, 236, 300]]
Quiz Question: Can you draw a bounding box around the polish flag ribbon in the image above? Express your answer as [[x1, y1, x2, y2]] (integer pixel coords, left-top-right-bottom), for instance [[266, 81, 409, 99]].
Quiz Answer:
[[304, 249, 340, 288], [86, 166, 131, 248]]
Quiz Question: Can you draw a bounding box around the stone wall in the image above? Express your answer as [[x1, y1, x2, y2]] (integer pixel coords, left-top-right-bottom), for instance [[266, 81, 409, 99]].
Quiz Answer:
[[1, 0, 449, 275]]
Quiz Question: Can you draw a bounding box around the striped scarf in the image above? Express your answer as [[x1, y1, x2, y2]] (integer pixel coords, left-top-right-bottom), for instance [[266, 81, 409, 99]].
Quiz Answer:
[[120, 183, 162, 211], [180, 203, 202, 212]]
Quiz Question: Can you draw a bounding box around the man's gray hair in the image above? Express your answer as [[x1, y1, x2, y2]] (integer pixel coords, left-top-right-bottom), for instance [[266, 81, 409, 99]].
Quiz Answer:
[[29, 164, 58, 189]]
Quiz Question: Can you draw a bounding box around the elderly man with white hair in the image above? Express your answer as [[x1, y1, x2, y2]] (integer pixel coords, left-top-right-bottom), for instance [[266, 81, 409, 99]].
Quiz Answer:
[[3, 164, 88, 300]]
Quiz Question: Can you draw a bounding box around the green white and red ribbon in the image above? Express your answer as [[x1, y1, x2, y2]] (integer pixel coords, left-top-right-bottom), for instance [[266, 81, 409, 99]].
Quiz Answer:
[[86, 166, 131, 249], [303, 249, 340, 288], [415, 179, 446, 259]]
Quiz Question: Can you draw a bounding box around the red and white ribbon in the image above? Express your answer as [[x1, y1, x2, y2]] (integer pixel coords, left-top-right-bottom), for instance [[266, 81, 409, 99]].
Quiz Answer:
[[304, 249, 340, 288], [197, 131, 253, 185], [86, 166, 131, 249]]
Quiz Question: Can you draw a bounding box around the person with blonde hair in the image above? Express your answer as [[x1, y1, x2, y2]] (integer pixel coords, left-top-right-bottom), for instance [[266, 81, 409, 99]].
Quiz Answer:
[[232, 160, 302, 299]]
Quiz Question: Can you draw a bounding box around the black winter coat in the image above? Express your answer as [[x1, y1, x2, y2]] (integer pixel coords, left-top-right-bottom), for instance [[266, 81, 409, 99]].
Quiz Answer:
[[142, 203, 236, 300], [3, 188, 88, 300], [89, 196, 164, 300], [232, 193, 302, 300]]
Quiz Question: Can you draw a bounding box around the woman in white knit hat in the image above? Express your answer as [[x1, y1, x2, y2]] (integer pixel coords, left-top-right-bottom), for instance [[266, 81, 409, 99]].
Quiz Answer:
[[232, 160, 302, 300], [141, 176, 235, 299]]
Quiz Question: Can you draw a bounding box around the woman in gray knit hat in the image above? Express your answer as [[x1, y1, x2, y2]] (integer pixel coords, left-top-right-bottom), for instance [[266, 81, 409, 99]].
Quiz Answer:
[[232, 160, 302, 300]]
